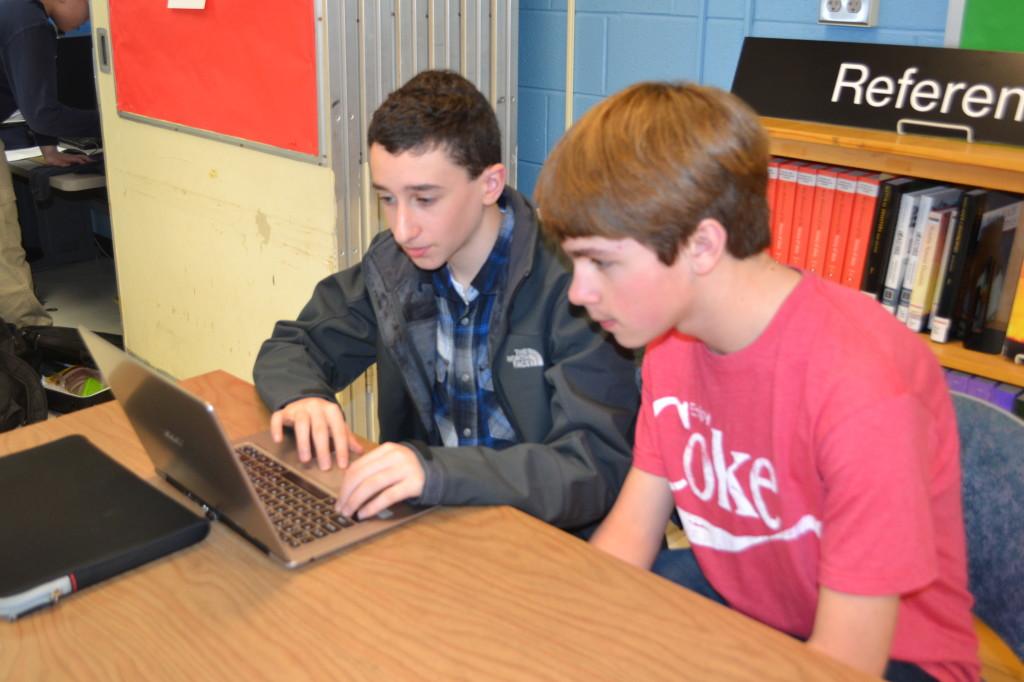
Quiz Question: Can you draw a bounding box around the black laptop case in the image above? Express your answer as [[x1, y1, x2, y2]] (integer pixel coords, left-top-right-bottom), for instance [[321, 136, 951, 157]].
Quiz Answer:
[[0, 435, 209, 620]]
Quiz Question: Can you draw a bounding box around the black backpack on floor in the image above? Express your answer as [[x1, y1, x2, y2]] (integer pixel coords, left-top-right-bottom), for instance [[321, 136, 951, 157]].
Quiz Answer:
[[19, 325, 122, 368], [0, 321, 47, 431]]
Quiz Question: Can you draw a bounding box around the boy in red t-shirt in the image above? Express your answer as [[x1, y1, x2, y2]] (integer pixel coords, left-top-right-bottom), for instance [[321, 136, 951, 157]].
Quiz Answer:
[[533, 82, 979, 682]]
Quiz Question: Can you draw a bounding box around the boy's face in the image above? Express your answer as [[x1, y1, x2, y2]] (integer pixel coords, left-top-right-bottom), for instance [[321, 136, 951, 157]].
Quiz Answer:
[[369, 143, 502, 275], [562, 235, 692, 349]]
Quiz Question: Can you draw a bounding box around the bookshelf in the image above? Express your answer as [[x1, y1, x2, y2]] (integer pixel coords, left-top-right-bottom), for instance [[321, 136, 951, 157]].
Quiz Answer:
[[764, 117, 1024, 387], [924, 338, 1024, 385]]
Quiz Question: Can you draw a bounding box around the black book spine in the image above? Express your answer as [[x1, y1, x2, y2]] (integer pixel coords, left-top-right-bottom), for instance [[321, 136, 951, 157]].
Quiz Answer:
[[950, 191, 987, 341], [862, 179, 937, 299], [859, 179, 897, 297]]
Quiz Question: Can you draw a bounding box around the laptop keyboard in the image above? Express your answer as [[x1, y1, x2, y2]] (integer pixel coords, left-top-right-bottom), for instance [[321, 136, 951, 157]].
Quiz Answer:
[[235, 444, 355, 548]]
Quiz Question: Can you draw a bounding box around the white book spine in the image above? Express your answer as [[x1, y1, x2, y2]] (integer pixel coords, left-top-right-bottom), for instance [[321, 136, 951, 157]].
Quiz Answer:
[[896, 199, 929, 322], [880, 195, 919, 314], [929, 208, 959, 326], [897, 187, 961, 322], [930, 316, 953, 343], [906, 211, 945, 332]]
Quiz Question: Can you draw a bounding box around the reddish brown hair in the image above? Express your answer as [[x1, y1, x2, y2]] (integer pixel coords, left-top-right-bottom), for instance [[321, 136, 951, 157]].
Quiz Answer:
[[534, 81, 770, 264]]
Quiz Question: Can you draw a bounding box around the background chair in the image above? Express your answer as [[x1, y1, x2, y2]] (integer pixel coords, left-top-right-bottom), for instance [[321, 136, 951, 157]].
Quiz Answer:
[[951, 391, 1024, 680]]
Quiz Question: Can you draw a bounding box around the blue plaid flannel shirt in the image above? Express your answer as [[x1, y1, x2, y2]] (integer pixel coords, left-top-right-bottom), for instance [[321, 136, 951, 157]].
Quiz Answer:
[[430, 207, 517, 448]]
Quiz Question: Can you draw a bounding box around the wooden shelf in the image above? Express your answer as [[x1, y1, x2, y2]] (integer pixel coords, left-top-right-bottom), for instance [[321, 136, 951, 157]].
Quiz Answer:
[[763, 117, 1024, 195], [765, 117, 1024, 387], [924, 336, 1024, 386]]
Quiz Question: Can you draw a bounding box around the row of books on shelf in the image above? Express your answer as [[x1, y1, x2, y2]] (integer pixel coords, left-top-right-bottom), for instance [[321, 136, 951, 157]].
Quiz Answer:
[[944, 368, 1024, 418], [767, 158, 1024, 363]]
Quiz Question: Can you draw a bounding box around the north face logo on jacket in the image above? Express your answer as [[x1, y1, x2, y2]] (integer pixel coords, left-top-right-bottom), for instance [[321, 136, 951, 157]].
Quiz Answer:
[[506, 347, 544, 368]]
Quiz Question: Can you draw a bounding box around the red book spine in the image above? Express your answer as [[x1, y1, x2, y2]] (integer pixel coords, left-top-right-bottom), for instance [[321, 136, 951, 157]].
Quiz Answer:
[[806, 167, 839, 276], [788, 164, 823, 269], [771, 160, 804, 264], [824, 169, 865, 282], [841, 174, 883, 288]]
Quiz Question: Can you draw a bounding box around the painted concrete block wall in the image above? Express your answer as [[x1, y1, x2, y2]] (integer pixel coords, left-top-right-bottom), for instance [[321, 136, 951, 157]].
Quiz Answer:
[[518, 0, 949, 197]]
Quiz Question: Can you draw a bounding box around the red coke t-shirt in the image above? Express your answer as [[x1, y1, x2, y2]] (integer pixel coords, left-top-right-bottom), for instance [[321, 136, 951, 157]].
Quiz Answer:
[[634, 274, 979, 682]]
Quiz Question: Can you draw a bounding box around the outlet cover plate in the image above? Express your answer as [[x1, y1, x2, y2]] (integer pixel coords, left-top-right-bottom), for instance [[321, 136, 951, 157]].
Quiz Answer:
[[819, 0, 879, 26]]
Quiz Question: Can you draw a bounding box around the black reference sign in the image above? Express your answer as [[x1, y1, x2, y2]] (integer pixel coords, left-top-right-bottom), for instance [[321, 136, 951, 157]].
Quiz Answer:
[[731, 37, 1024, 146]]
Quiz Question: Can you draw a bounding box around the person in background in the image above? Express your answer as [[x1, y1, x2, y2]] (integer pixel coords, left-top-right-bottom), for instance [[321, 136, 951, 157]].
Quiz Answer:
[[534, 80, 979, 682], [254, 70, 637, 532], [0, 0, 99, 327]]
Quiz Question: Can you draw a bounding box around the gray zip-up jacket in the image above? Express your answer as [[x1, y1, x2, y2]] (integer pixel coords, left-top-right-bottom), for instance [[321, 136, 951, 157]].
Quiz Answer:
[[253, 188, 638, 530]]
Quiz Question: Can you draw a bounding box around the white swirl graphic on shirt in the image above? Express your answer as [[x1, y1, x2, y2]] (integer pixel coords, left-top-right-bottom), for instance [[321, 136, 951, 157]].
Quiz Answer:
[[678, 509, 822, 553], [654, 395, 822, 550]]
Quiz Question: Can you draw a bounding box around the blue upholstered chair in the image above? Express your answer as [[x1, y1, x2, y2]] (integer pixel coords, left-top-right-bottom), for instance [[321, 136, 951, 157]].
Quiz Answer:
[[951, 391, 1024, 661]]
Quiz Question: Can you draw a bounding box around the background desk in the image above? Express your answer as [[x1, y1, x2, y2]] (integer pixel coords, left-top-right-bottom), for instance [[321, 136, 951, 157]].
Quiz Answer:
[[0, 371, 871, 681], [8, 154, 107, 271], [8, 155, 106, 192]]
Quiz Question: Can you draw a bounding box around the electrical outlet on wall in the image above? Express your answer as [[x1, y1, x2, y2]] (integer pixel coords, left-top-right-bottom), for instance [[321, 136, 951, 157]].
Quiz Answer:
[[819, 0, 879, 26]]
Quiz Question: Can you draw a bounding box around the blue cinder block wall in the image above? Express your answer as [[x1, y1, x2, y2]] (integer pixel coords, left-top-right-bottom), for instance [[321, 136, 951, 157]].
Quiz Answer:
[[517, 0, 950, 197]]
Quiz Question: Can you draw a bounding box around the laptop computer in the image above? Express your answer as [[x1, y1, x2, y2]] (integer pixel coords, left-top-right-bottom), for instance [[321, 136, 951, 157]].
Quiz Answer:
[[79, 327, 433, 568]]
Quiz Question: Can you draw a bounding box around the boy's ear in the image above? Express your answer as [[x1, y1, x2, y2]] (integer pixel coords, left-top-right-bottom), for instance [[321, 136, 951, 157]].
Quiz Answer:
[[479, 163, 507, 205], [683, 218, 727, 274]]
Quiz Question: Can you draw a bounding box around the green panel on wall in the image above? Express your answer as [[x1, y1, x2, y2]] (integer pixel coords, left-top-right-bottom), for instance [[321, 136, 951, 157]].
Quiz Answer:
[[961, 0, 1024, 52]]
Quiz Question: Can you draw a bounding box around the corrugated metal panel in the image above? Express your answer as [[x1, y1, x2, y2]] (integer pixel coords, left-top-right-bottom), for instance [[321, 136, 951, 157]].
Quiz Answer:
[[493, 0, 518, 184], [323, 0, 518, 440], [429, 0, 461, 71]]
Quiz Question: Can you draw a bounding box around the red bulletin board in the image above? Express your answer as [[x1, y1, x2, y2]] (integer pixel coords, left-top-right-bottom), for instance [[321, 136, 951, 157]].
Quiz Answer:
[[108, 1, 321, 159]]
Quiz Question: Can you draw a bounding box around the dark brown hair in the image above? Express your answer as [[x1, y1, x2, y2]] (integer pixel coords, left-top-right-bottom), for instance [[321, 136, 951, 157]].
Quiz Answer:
[[367, 70, 501, 179], [535, 81, 770, 264]]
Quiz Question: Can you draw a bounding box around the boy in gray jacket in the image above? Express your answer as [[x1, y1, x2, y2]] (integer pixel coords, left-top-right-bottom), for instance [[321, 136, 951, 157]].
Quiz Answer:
[[253, 70, 637, 531]]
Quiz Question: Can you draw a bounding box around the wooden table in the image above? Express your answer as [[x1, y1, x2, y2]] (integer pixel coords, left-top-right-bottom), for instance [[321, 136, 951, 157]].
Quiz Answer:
[[0, 371, 872, 681]]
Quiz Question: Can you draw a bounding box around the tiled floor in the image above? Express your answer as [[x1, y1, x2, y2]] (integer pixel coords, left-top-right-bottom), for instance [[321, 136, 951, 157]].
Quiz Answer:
[[33, 255, 122, 335]]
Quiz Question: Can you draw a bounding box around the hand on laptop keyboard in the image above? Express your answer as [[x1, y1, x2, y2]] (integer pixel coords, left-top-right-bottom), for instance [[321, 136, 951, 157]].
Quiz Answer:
[[269, 397, 365, 471], [334, 442, 425, 521]]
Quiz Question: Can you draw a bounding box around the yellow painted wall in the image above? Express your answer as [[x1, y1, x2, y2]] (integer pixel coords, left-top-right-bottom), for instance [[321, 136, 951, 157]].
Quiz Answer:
[[91, 2, 339, 381]]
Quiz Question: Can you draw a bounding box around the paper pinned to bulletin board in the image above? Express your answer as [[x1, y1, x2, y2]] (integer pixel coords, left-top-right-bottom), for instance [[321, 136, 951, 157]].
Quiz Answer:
[[107, 0, 322, 161]]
